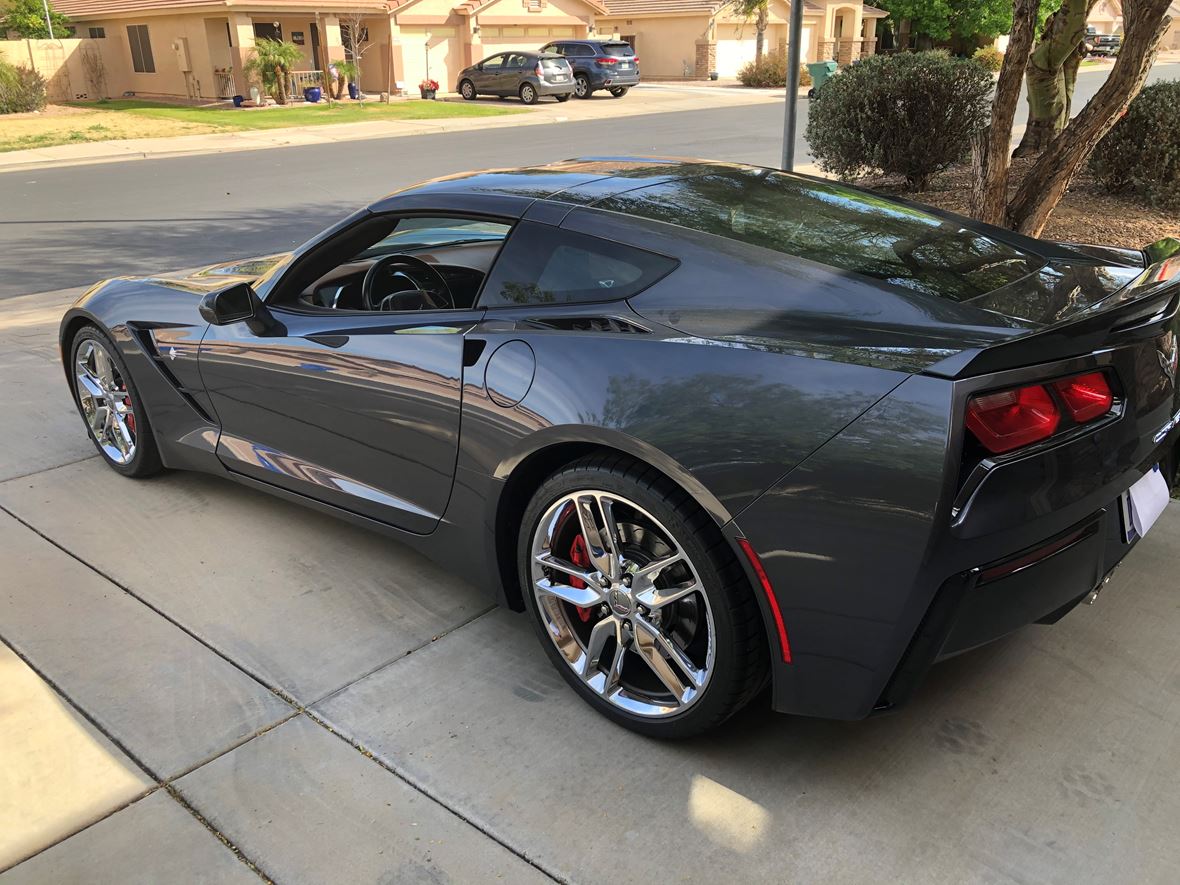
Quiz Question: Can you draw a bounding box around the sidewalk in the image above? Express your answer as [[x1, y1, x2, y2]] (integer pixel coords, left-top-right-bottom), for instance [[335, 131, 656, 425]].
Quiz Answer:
[[0, 85, 783, 174]]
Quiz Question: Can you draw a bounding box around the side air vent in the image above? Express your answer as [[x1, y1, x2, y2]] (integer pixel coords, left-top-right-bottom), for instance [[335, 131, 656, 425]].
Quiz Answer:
[[129, 325, 215, 423], [525, 316, 649, 334]]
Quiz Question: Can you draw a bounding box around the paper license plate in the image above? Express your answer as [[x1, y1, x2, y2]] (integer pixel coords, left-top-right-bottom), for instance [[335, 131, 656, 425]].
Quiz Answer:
[[1122, 464, 1171, 540]]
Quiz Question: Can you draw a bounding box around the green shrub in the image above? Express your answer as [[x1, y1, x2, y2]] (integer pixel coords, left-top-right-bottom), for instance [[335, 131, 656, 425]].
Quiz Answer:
[[1089, 80, 1180, 211], [0, 58, 47, 114], [805, 51, 992, 189], [972, 46, 1004, 72], [737, 51, 811, 88]]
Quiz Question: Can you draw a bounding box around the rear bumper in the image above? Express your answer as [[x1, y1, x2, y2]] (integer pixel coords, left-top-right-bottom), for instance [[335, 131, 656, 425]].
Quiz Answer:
[[534, 79, 575, 96], [589, 70, 640, 88]]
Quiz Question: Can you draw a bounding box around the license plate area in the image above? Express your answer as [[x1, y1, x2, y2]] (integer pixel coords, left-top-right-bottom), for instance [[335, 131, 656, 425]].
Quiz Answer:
[[1120, 463, 1171, 541]]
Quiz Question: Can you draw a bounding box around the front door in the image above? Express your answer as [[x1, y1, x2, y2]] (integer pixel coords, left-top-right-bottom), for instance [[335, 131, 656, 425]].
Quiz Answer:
[[309, 23, 322, 72], [198, 308, 476, 534]]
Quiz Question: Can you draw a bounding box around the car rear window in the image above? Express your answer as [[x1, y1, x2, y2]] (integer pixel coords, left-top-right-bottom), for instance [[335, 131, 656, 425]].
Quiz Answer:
[[478, 221, 677, 307], [540, 57, 570, 71], [594, 169, 1043, 302], [600, 43, 635, 57]]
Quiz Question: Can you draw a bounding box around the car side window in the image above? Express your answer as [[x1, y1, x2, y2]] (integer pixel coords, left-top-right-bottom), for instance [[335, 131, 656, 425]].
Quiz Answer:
[[505, 53, 527, 69], [478, 221, 678, 307], [481, 54, 505, 71], [571, 44, 595, 57], [542, 42, 560, 55]]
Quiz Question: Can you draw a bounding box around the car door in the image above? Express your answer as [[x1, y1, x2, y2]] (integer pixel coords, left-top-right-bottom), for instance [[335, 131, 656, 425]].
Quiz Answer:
[[502, 52, 528, 94], [473, 53, 505, 93], [196, 214, 511, 534]]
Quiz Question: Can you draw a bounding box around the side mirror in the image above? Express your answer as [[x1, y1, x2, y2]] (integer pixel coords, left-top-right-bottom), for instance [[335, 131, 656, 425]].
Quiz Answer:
[[199, 282, 276, 334], [199, 282, 258, 325]]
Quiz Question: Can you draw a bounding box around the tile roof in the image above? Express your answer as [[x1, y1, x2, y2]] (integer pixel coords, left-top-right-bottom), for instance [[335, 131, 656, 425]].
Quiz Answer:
[[601, 0, 825, 16], [54, 0, 390, 16]]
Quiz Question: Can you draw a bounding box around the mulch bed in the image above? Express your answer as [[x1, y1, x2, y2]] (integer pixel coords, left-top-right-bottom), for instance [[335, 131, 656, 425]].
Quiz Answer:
[[864, 158, 1179, 250]]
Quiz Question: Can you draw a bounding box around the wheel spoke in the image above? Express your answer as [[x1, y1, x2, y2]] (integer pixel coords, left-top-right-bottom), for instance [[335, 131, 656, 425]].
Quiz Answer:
[[581, 617, 615, 680], [535, 574, 603, 608], [574, 495, 617, 579], [534, 552, 601, 591], [111, 413, 135, 452], [603, 633, 627, 695], [633, 616, 703, 699], [93, 345, 115, 389], [76, 367, 105, 401], [595, 494, 625, 579]]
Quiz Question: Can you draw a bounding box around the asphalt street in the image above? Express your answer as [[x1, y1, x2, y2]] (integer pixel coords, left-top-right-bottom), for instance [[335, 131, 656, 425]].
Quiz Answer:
[[1, 62, 1178, 301]]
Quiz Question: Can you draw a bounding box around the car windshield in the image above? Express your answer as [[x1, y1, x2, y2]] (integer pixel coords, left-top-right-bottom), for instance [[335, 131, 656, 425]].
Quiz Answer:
[[358, 217, 510, 257], [600, 43, 635, 57], [595, 169, 1044, 302]]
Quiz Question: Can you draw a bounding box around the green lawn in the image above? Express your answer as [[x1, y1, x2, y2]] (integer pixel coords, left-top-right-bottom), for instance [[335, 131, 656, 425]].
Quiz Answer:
[[70, 97, 523, 129]]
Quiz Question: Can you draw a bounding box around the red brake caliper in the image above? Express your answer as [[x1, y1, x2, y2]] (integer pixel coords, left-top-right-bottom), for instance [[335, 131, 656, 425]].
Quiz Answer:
[[123, 397, 135, 434], [569, 534, 593, 622]]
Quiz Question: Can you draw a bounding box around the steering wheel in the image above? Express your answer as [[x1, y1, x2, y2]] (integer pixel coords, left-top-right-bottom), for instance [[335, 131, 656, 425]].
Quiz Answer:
[[361, 254, 455, 312]]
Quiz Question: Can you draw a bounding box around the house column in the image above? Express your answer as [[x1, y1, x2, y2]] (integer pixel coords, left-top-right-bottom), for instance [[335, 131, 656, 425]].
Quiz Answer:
[[466, 17, 484, 69], [229, 12, 255, 96], [388, 19, 406, 94], [861, 16, 876, 56], [323, 14, 346, 63], [694, 18, 716, 80]]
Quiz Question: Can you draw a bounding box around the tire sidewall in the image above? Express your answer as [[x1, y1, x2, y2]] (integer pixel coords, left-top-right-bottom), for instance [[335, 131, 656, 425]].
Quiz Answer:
[[69, 326, 155, 477], [574, 75, 590, 98], [519, 465, 746, 737], [520, 84, 536, 104], [460, 80, 475, 100]]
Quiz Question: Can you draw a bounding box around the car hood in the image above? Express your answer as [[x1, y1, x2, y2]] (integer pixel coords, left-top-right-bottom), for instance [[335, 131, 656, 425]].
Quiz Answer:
[[135, 252, 293, 295]]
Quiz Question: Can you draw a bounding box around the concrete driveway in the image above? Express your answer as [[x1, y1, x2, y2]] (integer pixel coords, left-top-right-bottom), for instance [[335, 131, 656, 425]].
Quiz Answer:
[[2, 285, 1180, 884]]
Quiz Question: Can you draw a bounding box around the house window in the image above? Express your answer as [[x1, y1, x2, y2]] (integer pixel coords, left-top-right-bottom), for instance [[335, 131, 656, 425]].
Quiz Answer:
[[126, 24, 155, 73], [88, 26, 106, 38]]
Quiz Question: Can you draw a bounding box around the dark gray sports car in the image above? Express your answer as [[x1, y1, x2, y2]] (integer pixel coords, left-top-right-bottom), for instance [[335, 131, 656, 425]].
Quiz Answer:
[[61, 158, 1180, 737]]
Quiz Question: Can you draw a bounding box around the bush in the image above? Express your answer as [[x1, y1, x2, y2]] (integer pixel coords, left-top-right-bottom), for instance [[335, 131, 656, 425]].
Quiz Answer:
[[972, 46, 1004, 73], [805, 51, 992, 189], [0, 58, 47, 114], [737, 51, 811, 89], [1089, 80, 1180, 211]]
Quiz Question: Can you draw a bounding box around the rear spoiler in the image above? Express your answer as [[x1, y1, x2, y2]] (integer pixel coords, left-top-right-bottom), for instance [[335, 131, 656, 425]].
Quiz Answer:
[[924, 269, 1180, 380]]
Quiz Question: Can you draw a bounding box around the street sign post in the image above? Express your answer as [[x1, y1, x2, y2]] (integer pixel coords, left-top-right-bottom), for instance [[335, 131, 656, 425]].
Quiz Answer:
[[781, 0, 804, 170]]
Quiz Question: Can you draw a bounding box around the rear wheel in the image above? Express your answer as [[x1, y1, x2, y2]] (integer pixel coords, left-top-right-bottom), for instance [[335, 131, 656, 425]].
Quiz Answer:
[[555, 93, 571, 102], [609, 86, 630, 98], [574, 74, 591, 98], [519, 83, 539, 105], [519, 454, 769, 738], [69, 326, 162, 478], [459, 79, 476, 100]]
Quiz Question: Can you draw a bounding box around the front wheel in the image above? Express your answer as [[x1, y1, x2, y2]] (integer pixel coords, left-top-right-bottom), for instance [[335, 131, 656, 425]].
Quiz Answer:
[[459, 79, 476, 100], [69, 325, 162, 478], [519, 83, 539, 105], [573, 74, 591, 99], [519, 455, 769, 738], [609, 86, 630, 98]]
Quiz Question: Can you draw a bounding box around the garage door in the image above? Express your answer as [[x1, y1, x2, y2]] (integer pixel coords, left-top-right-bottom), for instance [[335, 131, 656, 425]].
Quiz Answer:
[[478, 24, 579, 57], [399, 26, 462, 92], [715, 25, 758, 78]]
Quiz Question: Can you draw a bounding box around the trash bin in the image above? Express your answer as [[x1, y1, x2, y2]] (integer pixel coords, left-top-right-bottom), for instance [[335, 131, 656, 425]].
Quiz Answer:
[[806, 61, 838, 99]]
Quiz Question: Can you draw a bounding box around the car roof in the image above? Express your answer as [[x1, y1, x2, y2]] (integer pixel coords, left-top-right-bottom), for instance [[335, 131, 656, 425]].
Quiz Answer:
[[369, 157, 748, 213]]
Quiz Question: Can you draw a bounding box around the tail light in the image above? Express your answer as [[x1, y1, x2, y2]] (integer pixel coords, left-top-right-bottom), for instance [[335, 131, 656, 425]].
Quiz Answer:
[[1150, 256, 1180, 284], [966, 371, 1114, 455], [535, 62, 544, 77], [1052, 371, 1113, 422], [596, 56, 618, 65], [967, 385, 1060, 454]]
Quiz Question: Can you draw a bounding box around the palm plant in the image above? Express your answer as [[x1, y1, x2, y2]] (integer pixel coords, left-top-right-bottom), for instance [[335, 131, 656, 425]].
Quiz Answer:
[[334, 60, 358, 100], [729, 0, 770, 62], [244, 38, 304, 105]]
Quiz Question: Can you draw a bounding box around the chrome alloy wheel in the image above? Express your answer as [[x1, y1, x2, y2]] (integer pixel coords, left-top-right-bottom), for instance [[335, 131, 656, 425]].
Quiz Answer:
[[530, 491, 716, 717], [74, 338, 137, 464]]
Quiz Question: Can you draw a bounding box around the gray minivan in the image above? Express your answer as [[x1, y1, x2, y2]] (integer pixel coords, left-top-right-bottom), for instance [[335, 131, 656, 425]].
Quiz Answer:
[[456, 51, 574, 104]]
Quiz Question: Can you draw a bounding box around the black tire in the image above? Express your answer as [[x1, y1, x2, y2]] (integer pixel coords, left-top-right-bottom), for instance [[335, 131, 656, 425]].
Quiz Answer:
[[573, 74, 591, 99], [609, 86, 629, 98], [459, 79, 476, 100], [519, 83, 539, 105], [807, 87, 816, 99], [69, 325, 163, 478], [555, 93, 571, 102], [519, 453, 769, 738]]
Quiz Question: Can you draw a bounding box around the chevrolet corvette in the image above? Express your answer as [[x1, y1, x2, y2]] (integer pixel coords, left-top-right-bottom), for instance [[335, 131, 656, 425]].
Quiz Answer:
[[61, 158, 1180, 737]]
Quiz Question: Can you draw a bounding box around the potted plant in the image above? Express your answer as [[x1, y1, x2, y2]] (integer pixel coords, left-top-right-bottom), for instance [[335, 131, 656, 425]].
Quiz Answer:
[[419, 78, 439, 100], [243, 38, 304, 105], [335, 60, 358, 100], [303, 71, 323, 103]]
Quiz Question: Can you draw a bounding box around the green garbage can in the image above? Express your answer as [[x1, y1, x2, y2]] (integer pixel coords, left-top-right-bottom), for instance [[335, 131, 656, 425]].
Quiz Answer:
[[806, 61, 838, 99]]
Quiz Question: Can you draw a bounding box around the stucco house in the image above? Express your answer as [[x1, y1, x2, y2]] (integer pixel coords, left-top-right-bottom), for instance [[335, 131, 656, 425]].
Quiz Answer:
[[596, 0, 888, 79], [38, 0, 888, 101]]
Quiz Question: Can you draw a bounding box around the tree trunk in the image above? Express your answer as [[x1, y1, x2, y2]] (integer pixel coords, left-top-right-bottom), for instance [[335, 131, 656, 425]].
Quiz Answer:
[[755, 6, 768, 61], [969, 0, 1040, 224], [1012, 0, 1094, 158], [274, 64, 287, 104], [1006, 0, 1172, 235]]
